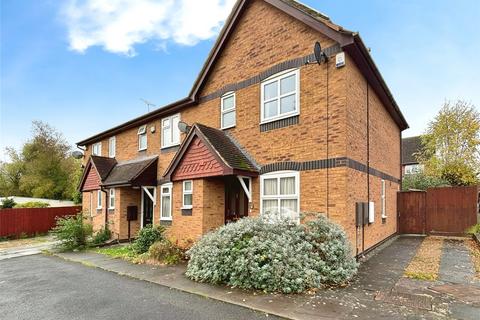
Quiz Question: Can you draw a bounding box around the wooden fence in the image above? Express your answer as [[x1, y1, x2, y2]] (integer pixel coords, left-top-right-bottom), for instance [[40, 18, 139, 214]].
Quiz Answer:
[[0, 206, 81, 238], [398, 186, 479, 236]]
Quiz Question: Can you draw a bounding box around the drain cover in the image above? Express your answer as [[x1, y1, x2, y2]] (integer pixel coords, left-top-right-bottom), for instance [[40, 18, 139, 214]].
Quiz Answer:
[[375, 291, 433, 310]]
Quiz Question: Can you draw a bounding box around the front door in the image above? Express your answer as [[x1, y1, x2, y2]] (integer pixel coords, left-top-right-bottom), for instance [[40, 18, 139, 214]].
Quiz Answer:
[[225, 177, 248, 224], [142, 187, 155, 227]]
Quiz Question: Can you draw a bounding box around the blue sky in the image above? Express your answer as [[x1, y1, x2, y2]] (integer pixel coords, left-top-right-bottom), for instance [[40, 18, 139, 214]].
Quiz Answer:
[[1, 0, 479, 159]]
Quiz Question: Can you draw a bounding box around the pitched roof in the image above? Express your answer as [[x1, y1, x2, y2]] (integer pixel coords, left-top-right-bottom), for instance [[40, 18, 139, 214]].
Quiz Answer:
[[90, 156, 117, 180], [78, 156, 117, 191], [163, 123, 259, 179], [402, 136, 423, 165], [102, 156, 158, 187], [77, 0, 408, 146]]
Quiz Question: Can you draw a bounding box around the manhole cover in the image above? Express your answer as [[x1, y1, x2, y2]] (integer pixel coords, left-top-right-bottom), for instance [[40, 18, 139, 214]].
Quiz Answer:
[[375, 291, 432, 310]]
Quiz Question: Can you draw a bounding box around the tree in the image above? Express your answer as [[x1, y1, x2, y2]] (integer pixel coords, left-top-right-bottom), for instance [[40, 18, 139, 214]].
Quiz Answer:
[[0, 121, 82, 201], [417, 100, 480, 186], [402, 172, 449, 191]]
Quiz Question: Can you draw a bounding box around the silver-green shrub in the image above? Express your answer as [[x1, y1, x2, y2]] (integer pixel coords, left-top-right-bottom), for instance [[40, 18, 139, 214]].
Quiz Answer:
[[186, 214, 358, 293]]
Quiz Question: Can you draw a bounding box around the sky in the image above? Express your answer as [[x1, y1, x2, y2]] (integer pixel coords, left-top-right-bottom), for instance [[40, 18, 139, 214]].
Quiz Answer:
[[1, 0, 479, 160]]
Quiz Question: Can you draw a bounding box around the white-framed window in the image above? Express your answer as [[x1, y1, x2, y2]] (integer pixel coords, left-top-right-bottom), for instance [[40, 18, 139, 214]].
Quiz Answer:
[[160, 183, 172, 220], [162, 114, 180, 148], [404, 164, 423, 175], [381, 179, 386, 218], [221, 92, 236, 129], [92, 142, 102, 156], [138, 125, 147, 151], [108, 136, 116, 158], [261, 69, 299, 123], [182, 180, 193, 209], [260, 171, 300, 222], [108, 188, 115, 209], [97, 190, 102, 209]]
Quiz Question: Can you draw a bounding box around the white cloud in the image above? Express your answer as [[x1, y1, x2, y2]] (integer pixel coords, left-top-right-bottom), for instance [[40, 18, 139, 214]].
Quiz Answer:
[[62, 0, 236, 56]]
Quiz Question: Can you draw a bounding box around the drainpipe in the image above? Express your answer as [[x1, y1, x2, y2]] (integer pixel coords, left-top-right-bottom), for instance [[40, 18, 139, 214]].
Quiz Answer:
[[364, 80, 370, 255], [100, 186, 108, 229], [325, 57, 330, 218]]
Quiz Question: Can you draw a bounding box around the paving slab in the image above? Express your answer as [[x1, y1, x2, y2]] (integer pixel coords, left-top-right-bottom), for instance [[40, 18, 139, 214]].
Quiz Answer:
[[439, 239, 478, 286]]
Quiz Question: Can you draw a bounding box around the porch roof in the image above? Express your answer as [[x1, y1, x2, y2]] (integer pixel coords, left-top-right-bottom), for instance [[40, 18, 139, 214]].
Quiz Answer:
[[164, 123, 259, 181], [102, 156, 158, 187]]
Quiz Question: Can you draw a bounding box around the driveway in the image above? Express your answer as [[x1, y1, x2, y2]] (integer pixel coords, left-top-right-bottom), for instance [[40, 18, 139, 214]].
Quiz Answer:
[[0, 236, 57, 260], [0, 255, 275, 320]]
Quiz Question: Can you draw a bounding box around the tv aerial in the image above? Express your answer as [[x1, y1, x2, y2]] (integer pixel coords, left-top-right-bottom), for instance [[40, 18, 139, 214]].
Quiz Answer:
[[140, 98, 156, 112]]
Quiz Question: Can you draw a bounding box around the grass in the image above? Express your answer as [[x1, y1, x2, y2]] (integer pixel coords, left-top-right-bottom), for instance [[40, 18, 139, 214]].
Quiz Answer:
[[94, 245, 138, 261], [404, 237, 444, 281]]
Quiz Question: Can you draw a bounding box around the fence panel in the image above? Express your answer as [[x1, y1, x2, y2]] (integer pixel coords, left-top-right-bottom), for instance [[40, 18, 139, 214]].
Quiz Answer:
[[0, 206, 81, 238], [426, 186, 478, 235]]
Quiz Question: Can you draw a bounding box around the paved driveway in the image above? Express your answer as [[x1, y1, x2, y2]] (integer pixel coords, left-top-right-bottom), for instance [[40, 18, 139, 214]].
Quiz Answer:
[[0, 255, 275, 320]]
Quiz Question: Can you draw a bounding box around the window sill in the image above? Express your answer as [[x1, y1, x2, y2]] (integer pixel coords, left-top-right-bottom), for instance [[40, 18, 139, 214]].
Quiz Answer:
[[138, 148, 147, 152], [221, 125, 236, 130], [260, 112, 299, 125], [160, 218, 172, 221], [161, 143, 180, 150]]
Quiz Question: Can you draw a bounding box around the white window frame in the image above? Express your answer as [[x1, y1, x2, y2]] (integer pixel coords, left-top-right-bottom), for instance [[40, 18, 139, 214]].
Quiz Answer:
[[221, 92, 236, 129], [260, 171, 300, 222], [108, 188, 115, 209], [161, 113, 181, 149], [260, 69, 300, 124], [381, 179, 387, 218], [97, 190, 102, 209], [160, 183, 173, 221], [92, 142, 102, 156], [404, 164, 423, 175], [182, 180, 193, 209], [108, 136, 116, 158], [138, 125, 147, 151]]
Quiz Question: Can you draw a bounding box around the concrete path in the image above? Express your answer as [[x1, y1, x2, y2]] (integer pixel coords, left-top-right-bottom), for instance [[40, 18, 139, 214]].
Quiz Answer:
[[0, 238, 57, 260], [439, 239, 479, 285]]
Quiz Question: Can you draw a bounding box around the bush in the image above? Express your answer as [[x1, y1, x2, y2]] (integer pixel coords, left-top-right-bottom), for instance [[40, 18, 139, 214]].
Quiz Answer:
[[52, 213, 93, 251], [148, 240, 183, 265], [14, 201, 50, 208], [467, 223, 480, 235], [0, 198, 16, 209], [90, 226, 111, 246], [186, 215, 358, 293], [402, 172, 450, 191], [132, 224, 165, 254]]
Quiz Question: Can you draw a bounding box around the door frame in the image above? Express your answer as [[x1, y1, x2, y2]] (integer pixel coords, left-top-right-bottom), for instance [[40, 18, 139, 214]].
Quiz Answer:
[[140, 186, 156, 228]]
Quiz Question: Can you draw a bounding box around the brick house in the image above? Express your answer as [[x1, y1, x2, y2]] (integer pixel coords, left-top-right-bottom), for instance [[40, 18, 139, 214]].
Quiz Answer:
[[77, 0, 408, 255], [402, 136, 424, 176]]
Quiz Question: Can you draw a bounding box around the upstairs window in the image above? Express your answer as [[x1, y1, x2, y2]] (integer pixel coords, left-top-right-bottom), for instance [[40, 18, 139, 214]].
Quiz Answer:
[[260, 171, 299, 222], [261, 69, 299, 123], [162, 114, 180, 148], [138, 125, 147, 151], [108, 136, 116, 158], [182, 180, 193, 209], [221, 92, 236, 129], [92, 142, 102, 156]]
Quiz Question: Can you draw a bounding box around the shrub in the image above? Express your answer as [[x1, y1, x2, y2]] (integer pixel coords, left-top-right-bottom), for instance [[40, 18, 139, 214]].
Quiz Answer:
[[90, 226, 111, 246], [14, 201, 50, 208], [52, 213, 93, 251], [0, 198, 16, 209], [148, 240, 183, 265], [186, 215, 358, 293], [132, 224, 165, 254], [466, 223, 480, 235]]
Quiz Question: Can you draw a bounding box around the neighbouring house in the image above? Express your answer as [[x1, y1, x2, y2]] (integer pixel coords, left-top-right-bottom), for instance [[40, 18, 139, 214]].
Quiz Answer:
[[0, 196, 75, 208], [402, 136, 424, 176], [77, 0, 408, 255]]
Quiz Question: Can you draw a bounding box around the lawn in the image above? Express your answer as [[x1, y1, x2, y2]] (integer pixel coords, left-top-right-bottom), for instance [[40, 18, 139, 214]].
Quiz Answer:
[[94, 245, 138, 261]]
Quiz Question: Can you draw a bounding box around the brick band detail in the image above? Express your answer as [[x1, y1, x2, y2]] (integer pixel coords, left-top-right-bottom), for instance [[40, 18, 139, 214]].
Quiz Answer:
[[198, 44, 342, 104], [260, 157, 400, 183], [260, 115, 299, 132]]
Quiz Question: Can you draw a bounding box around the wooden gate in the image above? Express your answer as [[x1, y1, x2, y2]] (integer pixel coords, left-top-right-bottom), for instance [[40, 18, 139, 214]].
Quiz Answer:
[[398, 186, 479, 235], [398, 191, 426, 234]]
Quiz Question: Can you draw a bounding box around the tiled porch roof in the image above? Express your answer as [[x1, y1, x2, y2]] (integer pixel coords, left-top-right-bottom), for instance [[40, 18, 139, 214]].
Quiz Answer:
[[102, 156, 158, 187]]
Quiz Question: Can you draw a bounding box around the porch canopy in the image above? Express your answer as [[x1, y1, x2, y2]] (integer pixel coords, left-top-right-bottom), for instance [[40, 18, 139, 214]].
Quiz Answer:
[[163, 123, 259, 182], [102, 156, 158, 188]]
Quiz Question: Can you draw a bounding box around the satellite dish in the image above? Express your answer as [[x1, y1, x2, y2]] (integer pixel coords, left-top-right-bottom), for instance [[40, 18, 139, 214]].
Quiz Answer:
[[313, 41, 327, 64], [71, 151, 84, 159], [178, 121, 191, 133]]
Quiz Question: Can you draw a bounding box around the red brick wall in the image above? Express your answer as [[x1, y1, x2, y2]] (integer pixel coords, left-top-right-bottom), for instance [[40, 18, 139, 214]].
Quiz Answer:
[[81, 165, 101, 191]]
